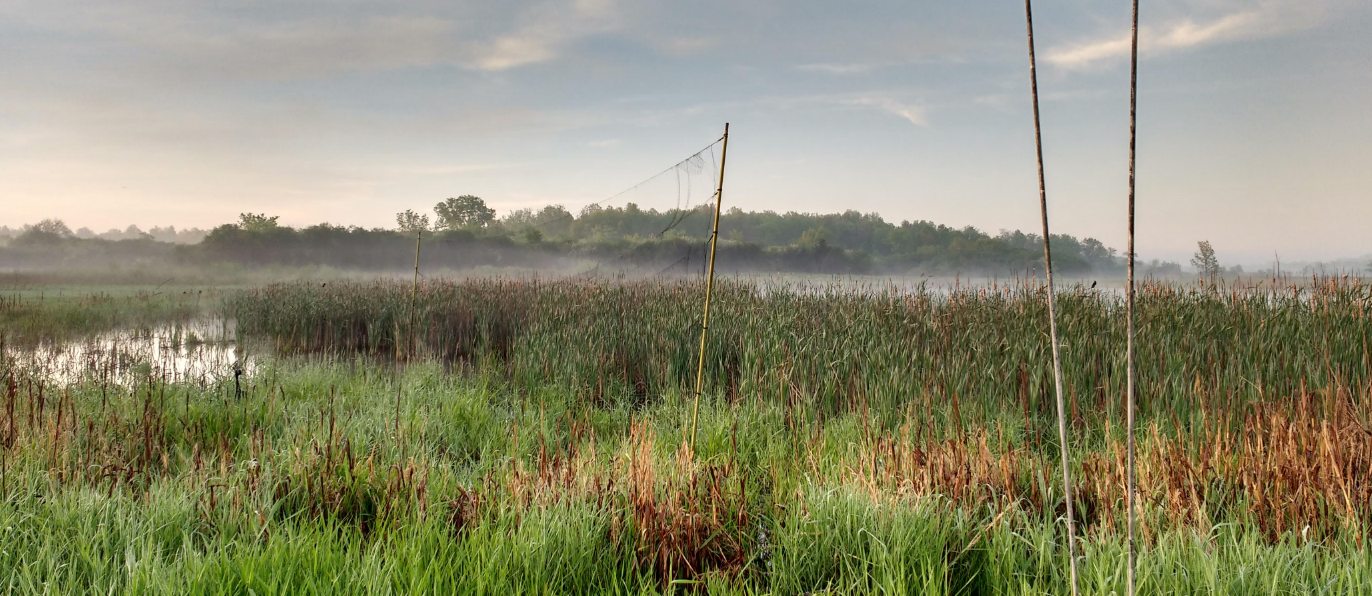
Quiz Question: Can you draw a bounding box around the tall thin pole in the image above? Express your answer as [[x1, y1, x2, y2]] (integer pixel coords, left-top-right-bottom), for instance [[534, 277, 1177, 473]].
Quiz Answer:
[[1126, 0, 1140, 593], [690, 123, 730, 451], [398, 230, 422, 436], [1023, 3, 1080, 594], [409, 230, 422, 360]]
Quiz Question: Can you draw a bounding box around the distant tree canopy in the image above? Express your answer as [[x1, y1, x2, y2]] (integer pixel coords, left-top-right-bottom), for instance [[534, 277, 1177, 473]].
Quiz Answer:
[[495, 204, 1124, 275], [434, 196, 496, 230], [26, 219, 74, 236], [14, 219, 75, 244], [374, 202, 1144, 275], [1191, 240, 1220, 282], [395, 210, 430, 234], [238, 213, 280, 233], [0, 218, 175, 268], [5, 207, 1188, 276]]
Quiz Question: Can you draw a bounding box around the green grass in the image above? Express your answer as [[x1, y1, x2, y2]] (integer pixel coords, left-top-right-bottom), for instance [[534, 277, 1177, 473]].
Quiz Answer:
[[0, 288, 215, 346], [226, 277, 1372, 437], [0, 357, 1366, 595], [2, 277, 1370, 594]]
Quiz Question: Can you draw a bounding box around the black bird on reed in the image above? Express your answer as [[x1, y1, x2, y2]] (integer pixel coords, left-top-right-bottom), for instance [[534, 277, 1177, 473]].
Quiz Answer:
[[233, 361, 243, 399]]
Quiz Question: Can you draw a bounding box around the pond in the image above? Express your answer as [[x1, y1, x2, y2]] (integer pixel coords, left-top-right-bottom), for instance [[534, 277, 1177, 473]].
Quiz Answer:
[[3, 317, 254, 388]]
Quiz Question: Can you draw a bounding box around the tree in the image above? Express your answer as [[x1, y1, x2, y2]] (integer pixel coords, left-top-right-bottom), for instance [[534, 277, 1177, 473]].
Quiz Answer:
[[124, 224, 153, 240], [15, 219, 73, 244], [25, 219, 73, 236], [798, 227, 829, 250], [502, 208, 536, 229], [395, 209, 431, 233], [434, 195, 495, 230], [533, 205, 573, 238], [1190, 240, 1220, 283], [238, 213, 280, 233]]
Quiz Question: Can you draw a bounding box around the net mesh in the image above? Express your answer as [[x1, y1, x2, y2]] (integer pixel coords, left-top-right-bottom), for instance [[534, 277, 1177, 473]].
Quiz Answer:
[[502, 138, 724, 276]]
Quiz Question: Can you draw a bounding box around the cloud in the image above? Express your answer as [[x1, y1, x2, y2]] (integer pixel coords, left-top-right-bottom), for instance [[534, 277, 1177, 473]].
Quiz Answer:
[[378, 163, 517, 176], [145, 16, 460, 79], [796, 63, 878, 75], [627, 92, 931, 129], [848, 96, 928, 127], [468, 0, 622, 71], [1045, 34, 1133, 70], [650, 36, 718, 56], [1, 1, 625, 78], [1046, 1, 1328, 70], [587, 139, 621, 148]]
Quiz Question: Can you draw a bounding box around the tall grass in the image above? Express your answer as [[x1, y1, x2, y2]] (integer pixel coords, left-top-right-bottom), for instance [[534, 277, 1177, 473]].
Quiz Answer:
[[0, 358, 1368, 594], [1, 289, 209, 345], [3, 277, 1370, 594], [227, 277, 1372, 435]]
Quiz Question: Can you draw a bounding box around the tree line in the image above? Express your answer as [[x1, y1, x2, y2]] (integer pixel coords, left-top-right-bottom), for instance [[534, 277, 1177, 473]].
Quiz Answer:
[[381, 196, 1172, 276], [3, 197, 1191, 276]]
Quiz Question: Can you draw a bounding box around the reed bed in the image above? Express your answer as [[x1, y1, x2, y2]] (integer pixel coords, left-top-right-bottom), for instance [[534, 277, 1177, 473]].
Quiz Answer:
[[0, 357, 1368, 594], [227, 277, 1372, 435], [3, 277, 1370, 594], [1, 289, 209, 346]]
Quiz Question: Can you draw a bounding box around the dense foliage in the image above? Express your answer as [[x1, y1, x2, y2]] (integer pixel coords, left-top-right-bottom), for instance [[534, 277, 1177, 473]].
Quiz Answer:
[[5, 205, 1184, 275]]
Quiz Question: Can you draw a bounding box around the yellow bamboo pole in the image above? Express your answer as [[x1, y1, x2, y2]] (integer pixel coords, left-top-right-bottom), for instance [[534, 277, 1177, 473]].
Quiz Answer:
[[689, 123, 730, 452]]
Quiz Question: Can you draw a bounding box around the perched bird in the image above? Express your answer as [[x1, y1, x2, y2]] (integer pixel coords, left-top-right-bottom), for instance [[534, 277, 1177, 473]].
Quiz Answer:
[[233, 361, 243, 399], [1090, 281, 1097, 289]]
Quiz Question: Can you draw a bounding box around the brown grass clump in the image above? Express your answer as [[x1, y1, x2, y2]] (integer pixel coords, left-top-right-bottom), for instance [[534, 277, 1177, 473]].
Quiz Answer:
[[1083, 391, 1372, 543], [467, 423, 752, 585], [840, 391, 1370, 544]]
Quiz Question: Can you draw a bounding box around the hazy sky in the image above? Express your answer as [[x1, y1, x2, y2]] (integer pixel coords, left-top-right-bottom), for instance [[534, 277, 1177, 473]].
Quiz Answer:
[[2, 0, 1369, 264]]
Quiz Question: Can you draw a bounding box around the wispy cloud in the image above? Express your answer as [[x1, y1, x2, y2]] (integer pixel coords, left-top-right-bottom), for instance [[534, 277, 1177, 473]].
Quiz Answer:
[[470, 0, 622, 71], [1046, 1, 1328, 70], [378, 163, 516, 176], [796, 62, 878, 75], [4, 1, 626, 78], [627, 92, 931, 129], [848, 96, 928, 127], [650, 36, 717, 56]]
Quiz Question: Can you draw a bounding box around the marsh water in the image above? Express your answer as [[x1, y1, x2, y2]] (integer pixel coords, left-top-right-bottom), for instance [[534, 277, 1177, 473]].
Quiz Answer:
[[3, 317, 253, 387]]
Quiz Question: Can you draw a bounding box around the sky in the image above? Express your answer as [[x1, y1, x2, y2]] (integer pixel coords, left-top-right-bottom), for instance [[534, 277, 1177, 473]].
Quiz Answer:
[[1, 0, 1369, 265]]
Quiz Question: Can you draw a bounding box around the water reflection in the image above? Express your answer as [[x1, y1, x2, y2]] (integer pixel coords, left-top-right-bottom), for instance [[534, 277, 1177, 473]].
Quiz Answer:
[[4, 318, 254, 387]]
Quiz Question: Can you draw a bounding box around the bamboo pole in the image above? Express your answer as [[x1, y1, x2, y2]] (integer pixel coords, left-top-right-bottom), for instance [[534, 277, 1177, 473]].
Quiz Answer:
[[1126, 0, 1140, 593], [1022, 3, 1080, 594], [397, 229, 422, 437], [690, 123, 730, 452], [409, 229, 423, 360]]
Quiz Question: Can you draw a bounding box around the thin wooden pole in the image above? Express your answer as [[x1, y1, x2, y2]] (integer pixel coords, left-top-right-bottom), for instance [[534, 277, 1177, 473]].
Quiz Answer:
[[1126, 0, 1140, 593], [1023, 3, 1080, 594], [690, 123, 730, 452], [409, 229, 423, 361], [397, 230, 422, 437]]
